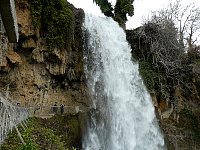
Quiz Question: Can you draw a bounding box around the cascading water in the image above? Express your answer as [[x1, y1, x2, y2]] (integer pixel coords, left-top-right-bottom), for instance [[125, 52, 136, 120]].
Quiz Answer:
[[83, 14, 165, 150]]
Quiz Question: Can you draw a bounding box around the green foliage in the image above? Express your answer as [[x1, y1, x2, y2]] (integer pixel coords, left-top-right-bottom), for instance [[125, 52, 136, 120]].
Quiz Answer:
[[1, 130, 22, 150], [114, 0, 134, 25], [30, 0, 42, 27], [127, 22, 182, 101], [139, 60, 158, 91], [17, 140, 39, 150], [35, 128, 65, 150], [93, 0, 134, 26], [1, 115, 80, 150], [93, 0, 114, 17], [42, 115, 81, 147], [30, 0, 74, 50], [179, 109, 200, 141], [1, 119, 39, 150], [139, 60, 169, 99], [66, 147, 77, 150]]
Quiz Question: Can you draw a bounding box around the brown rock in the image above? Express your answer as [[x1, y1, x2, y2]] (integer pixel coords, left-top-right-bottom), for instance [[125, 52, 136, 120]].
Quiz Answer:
[[7, 48, 22, 64], [15, 0, 34, 36], [22, 38, 37, 49], [0, 0, 89, 114]]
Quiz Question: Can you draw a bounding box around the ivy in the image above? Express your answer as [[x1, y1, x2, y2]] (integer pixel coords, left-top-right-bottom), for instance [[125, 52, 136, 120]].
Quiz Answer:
[[30, 0, 74, 50], [30, 0, 42, 27], [139, 60, 158, 91], [139, 60, 169, 99]]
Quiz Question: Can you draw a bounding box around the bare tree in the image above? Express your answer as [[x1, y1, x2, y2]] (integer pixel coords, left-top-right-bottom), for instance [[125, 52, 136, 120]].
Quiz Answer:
[[142, 18, 182, 77], [145, 0, 200, 51], [137, 0, 200, 121]]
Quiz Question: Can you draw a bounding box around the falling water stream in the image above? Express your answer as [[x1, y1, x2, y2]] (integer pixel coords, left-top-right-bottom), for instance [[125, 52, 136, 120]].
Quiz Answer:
[[83, 14, 165, 150]]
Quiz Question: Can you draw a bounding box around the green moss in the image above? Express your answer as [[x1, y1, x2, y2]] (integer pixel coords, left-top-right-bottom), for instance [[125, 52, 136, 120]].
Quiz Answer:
[[17, 140, 39, 150], [179, 109, 200, 141], [30, 0, 74, 50], [66, 117, 81, 146], [139, 60, 158, 91], [41, 114, 81, 148], [139, 60, 169, 99], [1, 119, 39, 150], [30, 0, 42, 27], [1, 115, 81, 150]]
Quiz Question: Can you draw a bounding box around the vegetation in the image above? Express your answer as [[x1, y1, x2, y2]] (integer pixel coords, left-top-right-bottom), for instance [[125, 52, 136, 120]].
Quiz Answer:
[[114, 0, 134, 26], [179, 109, 200, 140], [146, 0, 200, 51], [30, 0, 74, 50], [127, 22, 180, 101], [127, 0, 200, 106], [1, 115, 81, 150], [139, 60, 168, 99], [126, 17, 200, 149], [92, 0, 113, 17], [139, 60, 158, 91], [93, 0, 134, 27], [126, 1, 200, 148]]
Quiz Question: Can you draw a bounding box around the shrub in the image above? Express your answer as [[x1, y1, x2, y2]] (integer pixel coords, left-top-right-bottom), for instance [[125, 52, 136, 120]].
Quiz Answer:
[[30, 0, 74, 50]]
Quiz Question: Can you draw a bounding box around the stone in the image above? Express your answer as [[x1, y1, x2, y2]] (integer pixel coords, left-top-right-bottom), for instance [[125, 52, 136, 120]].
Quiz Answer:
[[22, 38, 36, 49], [7, 47, 22, 64]]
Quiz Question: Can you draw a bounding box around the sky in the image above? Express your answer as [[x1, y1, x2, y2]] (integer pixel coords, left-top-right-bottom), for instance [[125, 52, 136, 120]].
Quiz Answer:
[[68, 0, 200, 29]]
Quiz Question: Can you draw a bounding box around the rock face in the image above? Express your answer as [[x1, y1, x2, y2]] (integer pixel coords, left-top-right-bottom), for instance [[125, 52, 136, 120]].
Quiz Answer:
[[0, 0, 89, 113]]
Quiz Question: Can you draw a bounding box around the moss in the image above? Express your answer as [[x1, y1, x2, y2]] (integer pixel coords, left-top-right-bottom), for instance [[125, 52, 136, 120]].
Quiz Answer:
[[30, 0, 42, 27], [1, 119, 39, 150], [17, 140, 39, 150], [41, 114, 81, 148], [30, 0, 74, 50], [139, 60, 169, 99], [179, 109, 200, 141], [66, 116, 81, 146], [139, 60, 158, 91], [1, 115, 81, 150]]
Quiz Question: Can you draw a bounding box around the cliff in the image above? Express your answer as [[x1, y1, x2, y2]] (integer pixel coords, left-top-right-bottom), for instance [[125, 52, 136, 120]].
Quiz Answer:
[[0, 0, 89, 112]]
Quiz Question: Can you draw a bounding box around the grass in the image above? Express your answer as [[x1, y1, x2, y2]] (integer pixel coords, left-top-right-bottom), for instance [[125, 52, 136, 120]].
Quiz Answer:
[[1, 115, 81, 150]]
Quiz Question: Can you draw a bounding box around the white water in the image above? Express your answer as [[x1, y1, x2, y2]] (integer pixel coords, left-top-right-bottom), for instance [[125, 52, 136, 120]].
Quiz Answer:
[[83, 14, 165, 150]]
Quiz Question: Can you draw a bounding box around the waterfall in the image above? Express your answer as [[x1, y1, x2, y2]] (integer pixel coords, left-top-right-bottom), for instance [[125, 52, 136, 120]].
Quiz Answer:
[[83, 14, 165, 150]]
